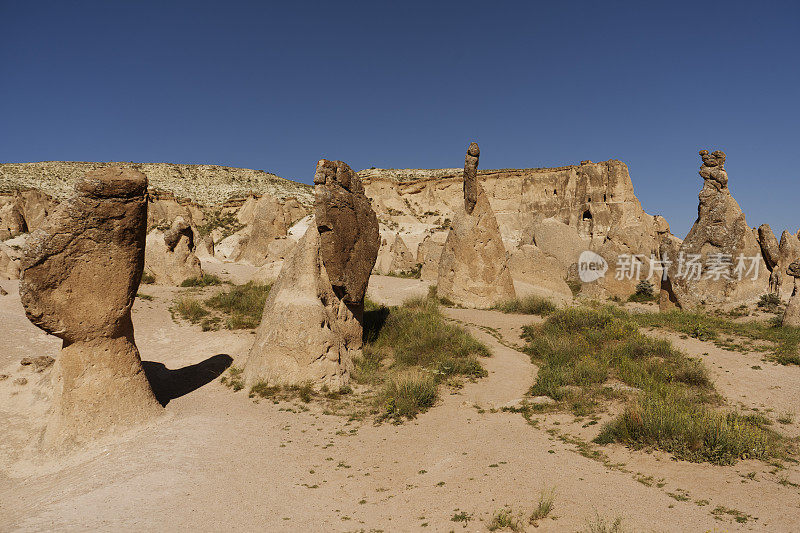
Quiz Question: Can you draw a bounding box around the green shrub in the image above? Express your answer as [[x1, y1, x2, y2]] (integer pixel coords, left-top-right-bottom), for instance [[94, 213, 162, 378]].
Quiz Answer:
[[141, 272, 156, 285], [172, 297, 209, 323], [758, 293, 782, 313], [627, 280, 657, 303], [204, 282, 271, 329]]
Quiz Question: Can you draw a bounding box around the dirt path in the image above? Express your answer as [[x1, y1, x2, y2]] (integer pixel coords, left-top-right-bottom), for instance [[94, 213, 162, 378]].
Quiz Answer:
[[2, 278, 800, 531]]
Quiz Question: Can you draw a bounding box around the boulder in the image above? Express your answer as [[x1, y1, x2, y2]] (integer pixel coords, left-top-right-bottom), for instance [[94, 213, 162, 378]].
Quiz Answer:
[[144, 217, 203, 285], [438, 143, 516, 308], [528, 217, 589, 269], [782, 261, 800, 327], [0, 198, 27, 240], [243, 159, 379, 387], [509, 244, 571, 298], [661, 150, 768, 310], [19, 167, 162, 448]]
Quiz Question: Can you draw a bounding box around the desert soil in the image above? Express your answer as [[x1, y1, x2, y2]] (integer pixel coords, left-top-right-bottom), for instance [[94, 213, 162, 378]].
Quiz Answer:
[[1, 275, 799, 532]]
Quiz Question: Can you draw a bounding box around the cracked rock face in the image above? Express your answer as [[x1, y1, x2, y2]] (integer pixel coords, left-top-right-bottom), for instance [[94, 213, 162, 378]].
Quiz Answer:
[[20, 167, 161, 448], [313, 159, 379, 305]]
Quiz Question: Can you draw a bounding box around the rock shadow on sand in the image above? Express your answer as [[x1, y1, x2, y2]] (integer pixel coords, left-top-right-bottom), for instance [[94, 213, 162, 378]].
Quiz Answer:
[[143, 354, 233, 406]]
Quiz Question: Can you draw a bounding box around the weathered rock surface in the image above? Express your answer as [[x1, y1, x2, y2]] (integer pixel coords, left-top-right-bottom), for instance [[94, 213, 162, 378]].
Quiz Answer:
[[387, 234, 417, 274], [0, 243, 21, 280], [144, 216, 203, 285], [20, 166, 162, 447], [783, 261, 800, 327], [242, 223, 361, 388], [361, 159, 666, 299], [661, 150, 768, 310], [758, 224, 782, 294], [237, 197, 292, 266], [314, 159, 380, 304], [243, 160, 379, 387], [416, 234, 445, 281], [437, 144, 516, 308], [509, 244, 572, 298]]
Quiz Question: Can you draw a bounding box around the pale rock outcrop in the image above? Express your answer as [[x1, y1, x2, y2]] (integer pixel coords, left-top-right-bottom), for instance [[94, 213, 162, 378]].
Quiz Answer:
[[509, 244, 571, 298], [758, 224, 782, 295], [0, 243, 20, 280], [438, 143, 516, 308], [0, 197, 27, 240], [144, 216, 203, 285], [779, 230, 800, 274], [782, 261, 800, 327], [661, 150, 768, 310], [526, 217, 589, 269], [19, 167, 162, 448], [243, 160, 379, 387], [237, 196, 290, 266], [387, 234, 417, 274], [417, 234, 445, 281]]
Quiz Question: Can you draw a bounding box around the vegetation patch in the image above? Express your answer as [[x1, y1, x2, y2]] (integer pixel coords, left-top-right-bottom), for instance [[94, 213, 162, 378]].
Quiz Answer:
[[521, 306, 784, 464], [492, 295, 557, 315], [632, 309, 800, 365], [355, 289, 489, 421], [171, 282, 271, 331], [627, 280, 657, 303], [180, 274, 223, 287]]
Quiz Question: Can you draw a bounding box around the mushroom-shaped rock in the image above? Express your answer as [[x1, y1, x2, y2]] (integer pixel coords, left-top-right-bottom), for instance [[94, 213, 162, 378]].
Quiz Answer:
[[758, 224, 782, 294], [20, 167, 162, 448]]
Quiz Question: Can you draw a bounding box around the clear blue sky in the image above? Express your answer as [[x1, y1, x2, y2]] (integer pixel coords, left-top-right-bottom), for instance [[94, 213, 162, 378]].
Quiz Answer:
[[1, 1, 797, 237]]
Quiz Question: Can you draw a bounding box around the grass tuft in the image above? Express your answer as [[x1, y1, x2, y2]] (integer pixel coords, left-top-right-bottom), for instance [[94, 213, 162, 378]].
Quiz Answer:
[[492, 295, 557, 315], [180, 274, 223, 287]]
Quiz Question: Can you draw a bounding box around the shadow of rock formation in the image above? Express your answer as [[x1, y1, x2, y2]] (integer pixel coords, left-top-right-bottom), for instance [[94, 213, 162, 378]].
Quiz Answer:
[[142, 354, 233, 406]]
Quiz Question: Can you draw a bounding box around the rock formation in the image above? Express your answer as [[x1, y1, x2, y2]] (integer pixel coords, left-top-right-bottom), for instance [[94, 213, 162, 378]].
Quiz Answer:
[[387, 234, 417, 274], [237, 197, 292, 266], [313, 159, 380, 305], [242, 160, 379, 388], [417, 235, 445, 281], [660, 150, 767, 310], [20, 167, 162, 447], [144, 216, 203, 285], [782, 261, 800, 327], [463, 142, 480, 213], [437, 143, 516, 307], [758, 224, 782, 295]]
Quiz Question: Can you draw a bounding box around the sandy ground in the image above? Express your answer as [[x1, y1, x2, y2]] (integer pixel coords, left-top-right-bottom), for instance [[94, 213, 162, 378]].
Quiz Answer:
[[1, 275, 800, 532]]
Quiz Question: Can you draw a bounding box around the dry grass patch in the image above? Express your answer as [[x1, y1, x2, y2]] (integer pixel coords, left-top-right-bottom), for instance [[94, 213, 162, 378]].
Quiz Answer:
[[520, 306, 785, 464], [171, 282, 271, 331], [492, 295, 557, 315], [356, 289, 489, 421]]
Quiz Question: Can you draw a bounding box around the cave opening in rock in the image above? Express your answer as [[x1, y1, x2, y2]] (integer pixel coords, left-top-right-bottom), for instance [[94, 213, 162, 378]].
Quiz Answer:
[[582, 209, 592, 221]]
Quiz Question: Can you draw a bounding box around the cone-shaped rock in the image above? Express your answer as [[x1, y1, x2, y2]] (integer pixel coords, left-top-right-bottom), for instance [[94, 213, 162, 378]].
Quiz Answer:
[[660, 150, 768, 310], [20, 167, 162, 448], [243, 159, 378, 388], [437, 143, 516, 308]]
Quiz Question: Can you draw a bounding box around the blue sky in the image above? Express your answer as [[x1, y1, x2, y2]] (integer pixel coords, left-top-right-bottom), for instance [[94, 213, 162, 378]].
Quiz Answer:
[[1, 1, 797, 237]]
